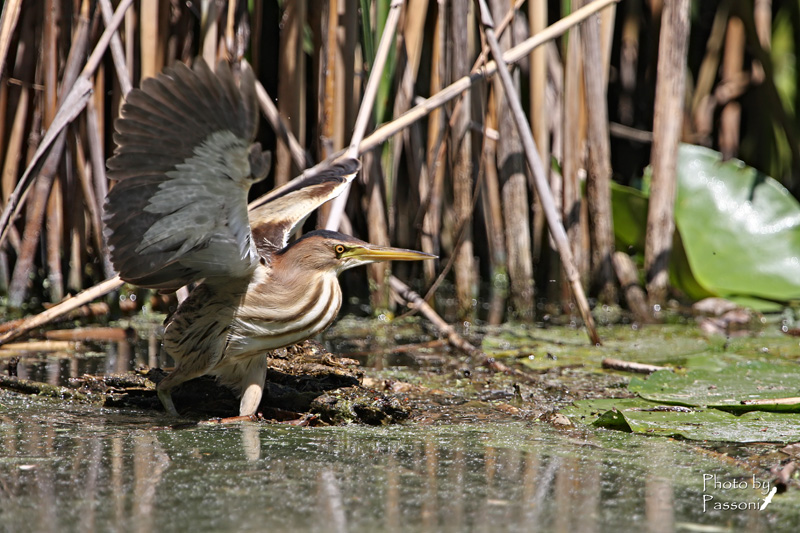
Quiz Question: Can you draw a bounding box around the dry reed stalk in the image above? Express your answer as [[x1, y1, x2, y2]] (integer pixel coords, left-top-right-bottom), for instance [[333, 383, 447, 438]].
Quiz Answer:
[[125, 2, 135, 80], [417, 126, 487, 309], [309, 0, 325, 159], [316, 0, 358, 224], [251, 0, 263, 75], [45, 327, 131, 342], [482, 95, 507, 325], [225, 0, 237, 55], [477, 0, 600, 344], [0, 340, 79, 352], [395, 0, 428, 123], [562, 7, 586, 304], [690, 2, 728, 143], [752, 0, 771, 83], [0, 0, 23, 82], [0, 253, 7, 293], [86, 97, 115, 278], [0, 276, 124, 346], [8, 143, 59, 307], [2, 86, 29, 205], [420, 0, 445, 284], [599, 1, 616, 86], [319, 0, 337, 159], [73, 126, 108, 280], [529, 0, 548, 263], [275, 0, 307, 185], [719, 16, 744, 159], [390, 276, 481, 356], [140, 0, 166, 80], [42, 0, 58, 129], [391, 0, 428, 244], [617, 0, 640, 125], [254, 81, 310, 170], [337, 0, 358, 149], [66, 188, 85, 294], [601, 357, 666, 374], [364, 151, 392, 310], [451, 0, 476, 318], [546, 42, 564, 212], [99, 0, 133, 95], [645, 0, 690, 308], [200, 0, 219, 65], [0, 82, 6, 172], [45, 172, 64, 302], [489, 0, 533, 320], [581, 6, 616, 303]]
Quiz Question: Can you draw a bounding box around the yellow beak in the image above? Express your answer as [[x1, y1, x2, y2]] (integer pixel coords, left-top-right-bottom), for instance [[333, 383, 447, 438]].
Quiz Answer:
[[344, 244, 436, 263]]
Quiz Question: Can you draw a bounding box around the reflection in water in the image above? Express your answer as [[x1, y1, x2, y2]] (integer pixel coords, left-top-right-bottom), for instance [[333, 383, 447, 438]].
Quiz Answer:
[[14, 334, 146, 385], [385, 455, 400, 532], [646, 443, 674, 533], [0, 395, 797, 532], [133, 433, 170, 533], [111, 437, 125, 524], [318, 470, 347, 533], [422, 436, 437, 531], [240, 424, 261, 462], [33, 425, 56, 533]]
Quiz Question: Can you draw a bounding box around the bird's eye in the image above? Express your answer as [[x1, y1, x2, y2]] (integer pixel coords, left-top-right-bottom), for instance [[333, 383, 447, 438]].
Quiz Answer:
[[334, 244, 346, 255]]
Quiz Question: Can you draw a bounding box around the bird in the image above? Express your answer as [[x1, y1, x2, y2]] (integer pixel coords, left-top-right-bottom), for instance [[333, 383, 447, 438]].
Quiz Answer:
[[103, 58, 434, 417]]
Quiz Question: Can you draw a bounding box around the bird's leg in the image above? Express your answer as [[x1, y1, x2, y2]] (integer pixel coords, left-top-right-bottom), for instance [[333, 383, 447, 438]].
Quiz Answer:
[[157, 386, 180, 417], [238, 358, 268, 416], [156, 367, 196, 416]]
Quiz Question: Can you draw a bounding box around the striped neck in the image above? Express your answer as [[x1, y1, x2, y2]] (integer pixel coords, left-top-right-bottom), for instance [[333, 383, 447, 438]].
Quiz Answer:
[[229, 269, 343, 352]]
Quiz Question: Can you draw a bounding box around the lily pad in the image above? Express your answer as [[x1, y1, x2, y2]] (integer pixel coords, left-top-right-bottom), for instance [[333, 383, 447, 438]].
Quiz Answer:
[[628, 360, 800, 413], [563, 397, 800, 443], [674, 144, 800, 302], [611, 144, 800, 307]]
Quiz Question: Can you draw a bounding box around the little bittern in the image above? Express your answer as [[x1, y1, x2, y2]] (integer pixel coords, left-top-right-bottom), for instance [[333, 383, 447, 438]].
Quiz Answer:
[[103, 59, 434, 416]]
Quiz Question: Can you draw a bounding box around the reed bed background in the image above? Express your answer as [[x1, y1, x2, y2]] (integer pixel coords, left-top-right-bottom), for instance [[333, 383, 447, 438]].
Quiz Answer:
[[0, 0, 794, 328]]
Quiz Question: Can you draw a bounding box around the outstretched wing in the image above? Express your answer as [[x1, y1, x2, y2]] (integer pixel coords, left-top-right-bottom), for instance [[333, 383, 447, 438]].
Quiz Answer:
[[249, 158, 360, 254], [103, 59, 270, 291]]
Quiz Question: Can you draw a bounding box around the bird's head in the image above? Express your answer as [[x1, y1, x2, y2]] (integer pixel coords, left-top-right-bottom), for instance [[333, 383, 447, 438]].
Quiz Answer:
[[277, 230, 435, 275]]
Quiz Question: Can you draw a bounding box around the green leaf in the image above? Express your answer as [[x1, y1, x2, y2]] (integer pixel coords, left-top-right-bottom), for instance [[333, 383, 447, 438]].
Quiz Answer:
[[564, 398, 800, 443], [610, 181, 648, 253], [562, 358, 800, 443], [628, 360, 800, 413], [674, 144, 800, 302]]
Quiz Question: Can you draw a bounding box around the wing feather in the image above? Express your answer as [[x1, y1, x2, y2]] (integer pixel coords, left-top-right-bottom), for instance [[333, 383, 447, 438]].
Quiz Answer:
[[249, 158, 360, 253], [104, 58, 268, 291]]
